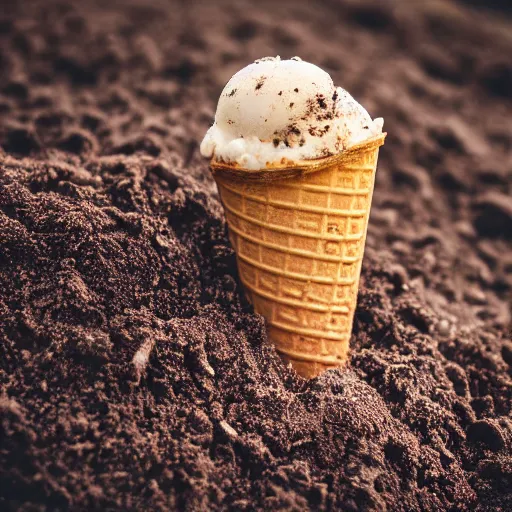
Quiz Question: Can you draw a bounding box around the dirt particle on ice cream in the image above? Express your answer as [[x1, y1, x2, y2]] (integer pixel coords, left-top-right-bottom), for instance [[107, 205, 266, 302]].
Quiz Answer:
[[255, 77, 266, 90]]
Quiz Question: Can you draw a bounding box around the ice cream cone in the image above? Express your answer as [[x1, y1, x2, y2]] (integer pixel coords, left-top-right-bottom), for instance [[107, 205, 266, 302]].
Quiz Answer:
[[210, 133, 386, 378]]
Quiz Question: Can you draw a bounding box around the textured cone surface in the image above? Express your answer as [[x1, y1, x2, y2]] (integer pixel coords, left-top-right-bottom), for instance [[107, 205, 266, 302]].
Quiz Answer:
[[212, 136, 384, 378]]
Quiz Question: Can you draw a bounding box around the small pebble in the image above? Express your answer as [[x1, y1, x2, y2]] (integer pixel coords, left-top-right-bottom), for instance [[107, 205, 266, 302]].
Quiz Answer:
[[464, 288, 486, 305], [202, 360, 215, 377], [391, 240, 411, 256], [220, 420, 238, 438], [437, 319, 451, 337]]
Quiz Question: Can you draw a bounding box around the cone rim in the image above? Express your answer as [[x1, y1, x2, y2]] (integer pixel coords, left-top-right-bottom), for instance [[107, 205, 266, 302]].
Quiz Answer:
[[210, 133, 386, 182]]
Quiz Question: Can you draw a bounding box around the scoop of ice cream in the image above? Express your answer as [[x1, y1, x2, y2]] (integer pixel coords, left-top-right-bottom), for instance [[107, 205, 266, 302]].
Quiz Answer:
[[201, 56, 383, 170]]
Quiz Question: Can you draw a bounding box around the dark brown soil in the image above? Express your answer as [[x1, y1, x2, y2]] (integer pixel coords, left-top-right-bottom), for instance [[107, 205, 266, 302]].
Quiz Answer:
[[0, 0, 511, 510]]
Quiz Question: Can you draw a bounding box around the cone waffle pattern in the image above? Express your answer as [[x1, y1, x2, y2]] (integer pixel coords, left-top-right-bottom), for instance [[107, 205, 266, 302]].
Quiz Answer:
[[213, 139, 383, 378]]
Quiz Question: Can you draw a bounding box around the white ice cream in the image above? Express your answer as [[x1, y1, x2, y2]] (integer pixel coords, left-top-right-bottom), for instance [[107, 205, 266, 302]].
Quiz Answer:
[[201, 56, 383, 170]]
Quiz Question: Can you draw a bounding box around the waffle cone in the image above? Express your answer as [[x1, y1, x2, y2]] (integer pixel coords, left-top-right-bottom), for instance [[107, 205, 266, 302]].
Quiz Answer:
[[210, 134, 386, 378]]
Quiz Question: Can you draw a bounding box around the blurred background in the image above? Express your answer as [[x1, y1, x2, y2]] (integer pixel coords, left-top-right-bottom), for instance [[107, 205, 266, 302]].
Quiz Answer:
[[1, 0, 510, 328]]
